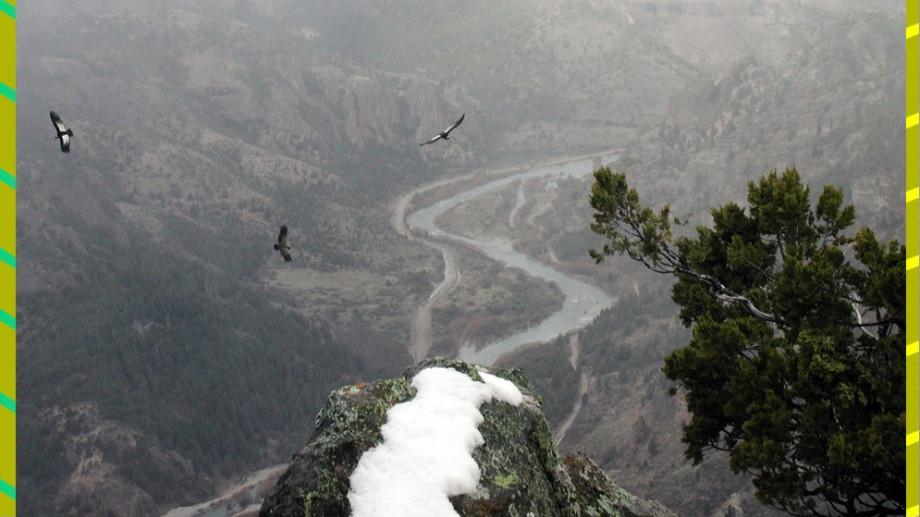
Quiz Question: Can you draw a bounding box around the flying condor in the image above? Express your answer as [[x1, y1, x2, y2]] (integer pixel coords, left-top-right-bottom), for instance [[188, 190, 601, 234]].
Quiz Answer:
[[419, 113, 465, 146], [50, 111, 74, 153], [274, 225, 292, 262]]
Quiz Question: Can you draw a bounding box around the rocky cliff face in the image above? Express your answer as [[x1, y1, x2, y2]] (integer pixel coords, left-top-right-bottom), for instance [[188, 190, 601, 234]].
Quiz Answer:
[[613, 7, 903, 236], [260, 359, 673, 517]]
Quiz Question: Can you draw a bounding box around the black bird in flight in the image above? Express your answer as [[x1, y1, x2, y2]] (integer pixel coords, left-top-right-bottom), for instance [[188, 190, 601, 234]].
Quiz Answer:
[[419, 113, 465, 146], [274, 225, 292, 262], [50, 111, 74, 153]]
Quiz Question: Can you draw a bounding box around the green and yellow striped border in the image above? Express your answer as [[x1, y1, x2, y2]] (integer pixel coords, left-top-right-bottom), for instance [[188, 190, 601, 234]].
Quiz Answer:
[[0, 0, 14, 515], [908, 2, 919, 515]]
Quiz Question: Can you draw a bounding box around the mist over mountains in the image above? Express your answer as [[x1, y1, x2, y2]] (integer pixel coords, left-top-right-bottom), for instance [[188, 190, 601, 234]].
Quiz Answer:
[[16, 1, 902, 515]]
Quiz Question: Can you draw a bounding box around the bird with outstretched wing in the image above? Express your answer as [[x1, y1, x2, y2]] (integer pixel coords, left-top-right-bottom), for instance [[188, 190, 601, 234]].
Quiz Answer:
[[274, 225, 292, 262], [420, 113, 465, 146], [50, 111, 74, 153]]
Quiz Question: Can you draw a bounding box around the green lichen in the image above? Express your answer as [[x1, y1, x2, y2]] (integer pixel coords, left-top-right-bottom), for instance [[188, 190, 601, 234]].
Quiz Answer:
[[563, 453, 674, 517], [494, 472, 517, 488], [599, 499, 620, 516]]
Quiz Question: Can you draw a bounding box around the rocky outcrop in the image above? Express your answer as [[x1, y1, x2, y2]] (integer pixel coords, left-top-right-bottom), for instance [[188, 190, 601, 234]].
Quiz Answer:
[[260, 358, 673, 517]]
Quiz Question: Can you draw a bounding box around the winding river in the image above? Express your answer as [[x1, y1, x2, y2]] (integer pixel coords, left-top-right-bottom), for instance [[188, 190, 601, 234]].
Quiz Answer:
[[406, 156, 617, 366]]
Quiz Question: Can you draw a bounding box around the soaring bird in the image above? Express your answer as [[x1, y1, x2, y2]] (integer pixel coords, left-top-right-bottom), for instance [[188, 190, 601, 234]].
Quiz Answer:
[[50, 111, 74, 153], [419, 113, 465, 146], [274, 225, 292, 262]]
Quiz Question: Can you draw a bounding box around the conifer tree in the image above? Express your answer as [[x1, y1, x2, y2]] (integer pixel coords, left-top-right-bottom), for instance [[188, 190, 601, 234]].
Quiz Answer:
[[589, 167, 905, 516]]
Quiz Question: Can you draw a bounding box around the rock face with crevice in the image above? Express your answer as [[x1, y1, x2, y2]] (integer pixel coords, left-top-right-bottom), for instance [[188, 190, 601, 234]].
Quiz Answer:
[[260, 358, 674, 517]]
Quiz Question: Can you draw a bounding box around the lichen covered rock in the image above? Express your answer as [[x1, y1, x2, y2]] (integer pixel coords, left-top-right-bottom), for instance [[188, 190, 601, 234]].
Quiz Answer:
[[564, 453, 675, 517], [260, 359, 673, 517]]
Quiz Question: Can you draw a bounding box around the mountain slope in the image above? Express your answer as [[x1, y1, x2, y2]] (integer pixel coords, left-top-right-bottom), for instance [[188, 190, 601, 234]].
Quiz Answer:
[[615, 8, 904, 235], [17, 1, 474, 514]]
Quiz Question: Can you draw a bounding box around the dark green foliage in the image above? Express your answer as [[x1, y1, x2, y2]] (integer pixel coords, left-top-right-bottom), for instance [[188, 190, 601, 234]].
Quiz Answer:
[[589, 167, 905, 516], [18, 222, 358, 515]]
